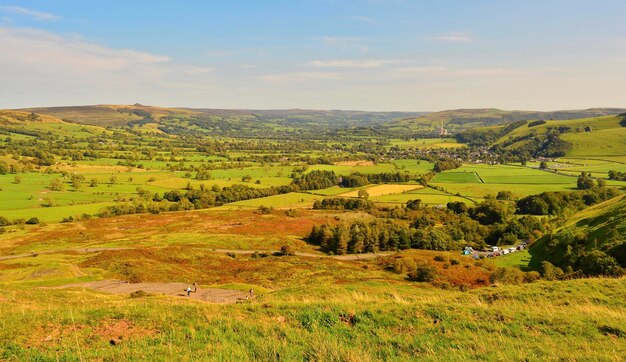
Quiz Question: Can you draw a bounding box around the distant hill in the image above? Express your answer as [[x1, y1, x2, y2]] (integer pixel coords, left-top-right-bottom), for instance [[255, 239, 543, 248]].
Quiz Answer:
[[384, 108, 626, 134], [0, 110, 109, 141], [18, 104, 198, 127], [17, 105, 425, 131], [529, 195, 626, 276]]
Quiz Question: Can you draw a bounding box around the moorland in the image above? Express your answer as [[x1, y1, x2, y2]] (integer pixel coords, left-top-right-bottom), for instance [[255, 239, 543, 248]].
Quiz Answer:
[[1, 104, 626, 360]]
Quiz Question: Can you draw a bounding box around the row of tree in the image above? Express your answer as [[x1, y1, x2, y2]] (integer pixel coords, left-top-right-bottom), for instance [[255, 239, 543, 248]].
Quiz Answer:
[[516, 186, 619, 215], [307, 199, 550, 254], [339, 172, 412, 188]]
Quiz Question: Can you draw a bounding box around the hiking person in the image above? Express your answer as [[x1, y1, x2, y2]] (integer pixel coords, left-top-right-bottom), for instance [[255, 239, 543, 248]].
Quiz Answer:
[[249, 289, 254, 298], [193, 281, 198, 293], [187, 286, 192, 297]]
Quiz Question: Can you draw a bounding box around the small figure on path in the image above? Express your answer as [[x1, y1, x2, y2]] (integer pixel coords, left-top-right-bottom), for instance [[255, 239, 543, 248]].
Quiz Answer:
[[249, 289, 255, 299], [187, 286, 192, 297], [193, 281, 198, 293]]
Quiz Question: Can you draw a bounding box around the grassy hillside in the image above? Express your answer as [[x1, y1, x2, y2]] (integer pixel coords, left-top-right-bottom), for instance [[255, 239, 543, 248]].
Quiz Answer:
[[17, 105, 424, 133], [497, 115, 626, 156], [1, 207, 626, 360], [0, 110, 110, 138], [529, 195, 626, 274], [2, 276, 626, 360], [19, 104, 197, 127], [384, 108, 626, 134]]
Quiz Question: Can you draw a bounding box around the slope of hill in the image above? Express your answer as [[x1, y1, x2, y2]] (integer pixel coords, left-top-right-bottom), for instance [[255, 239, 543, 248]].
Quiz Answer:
[[492, 114, 626, 157], [17, 105, 425, 134], [529, 194, 626, 275], [19, 104, 198, 127], [385, 108, 626, 134], [0, 110, 108, 138]]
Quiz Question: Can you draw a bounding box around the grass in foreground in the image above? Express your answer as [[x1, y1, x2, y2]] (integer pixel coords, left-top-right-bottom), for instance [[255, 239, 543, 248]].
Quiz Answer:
[[1, 277, 625, 361]]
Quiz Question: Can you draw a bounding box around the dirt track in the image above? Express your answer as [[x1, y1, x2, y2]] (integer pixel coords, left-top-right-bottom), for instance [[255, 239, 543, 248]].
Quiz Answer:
[[1, 247, 392, 261], [53, 280, 250, 304]]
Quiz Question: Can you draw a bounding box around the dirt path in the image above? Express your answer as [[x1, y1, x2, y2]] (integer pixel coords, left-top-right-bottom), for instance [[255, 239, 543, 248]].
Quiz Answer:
[[53, 280, 249, 304], [1, 247, 392, 261], [212, 249, 392, 260]]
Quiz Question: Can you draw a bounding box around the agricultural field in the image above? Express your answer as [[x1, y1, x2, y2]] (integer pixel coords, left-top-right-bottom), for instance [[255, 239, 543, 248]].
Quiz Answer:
[[428, 164, 589, 200], [214, 192, 321, 210], [552, 157, 626, 178], [388, 138, 464, 149], [5, 0, 626, 358], [337, 184, 422, 198], [2, 105, 626, 360]]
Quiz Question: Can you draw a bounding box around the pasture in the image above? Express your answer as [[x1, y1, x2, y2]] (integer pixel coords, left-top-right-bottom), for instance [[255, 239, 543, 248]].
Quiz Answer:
[[388, 138, 465, 149], [338, 184, 422, 198]]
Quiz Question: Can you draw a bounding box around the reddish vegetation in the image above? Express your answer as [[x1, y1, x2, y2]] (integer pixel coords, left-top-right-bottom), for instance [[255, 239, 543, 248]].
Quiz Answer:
[[79, 246, 391, 289], [7, 209, 340, 254], [29, 319, 157, 347], [377, 251, 493, 289]]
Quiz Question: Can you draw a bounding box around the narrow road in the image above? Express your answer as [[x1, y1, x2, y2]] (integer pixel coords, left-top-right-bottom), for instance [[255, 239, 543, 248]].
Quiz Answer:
[[0, 246, 392, 261]]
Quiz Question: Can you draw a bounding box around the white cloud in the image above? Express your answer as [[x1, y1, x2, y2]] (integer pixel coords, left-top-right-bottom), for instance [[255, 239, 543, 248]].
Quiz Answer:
[[0, 26, 219, 107], [307, 59, 397, 68], [0, 6, 59, 21], [429, 32, 473, 43], [258, 71, 343, 84], [183, 66, 215, 75], [391, 65, 528, 79], [452, 68, 524, 77], [394, 66, 449, 74], [0, 27, 168, 74]]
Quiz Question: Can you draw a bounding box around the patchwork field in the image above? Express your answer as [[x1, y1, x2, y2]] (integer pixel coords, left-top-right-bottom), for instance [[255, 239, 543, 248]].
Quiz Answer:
[[214, 192, 321, 210], [388, 138, 465, 149], [338, 184, 423, 198]]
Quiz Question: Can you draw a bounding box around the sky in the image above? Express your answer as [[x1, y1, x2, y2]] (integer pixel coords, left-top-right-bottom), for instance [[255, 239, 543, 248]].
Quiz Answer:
[[1, 0, 626, 111]]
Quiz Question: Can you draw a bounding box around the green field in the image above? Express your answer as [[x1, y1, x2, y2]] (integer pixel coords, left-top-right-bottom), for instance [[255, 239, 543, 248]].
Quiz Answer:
[[388, 138, 465, 149], [2, 106, 626, 360], [432, 171, 482, 183]]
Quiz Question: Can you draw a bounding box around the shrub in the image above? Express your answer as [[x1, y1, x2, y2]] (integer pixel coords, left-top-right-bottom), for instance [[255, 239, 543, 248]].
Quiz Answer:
[[523, 271, 541, 283], [408, 263, 438, 282], [392, 257, 416, 274], [258, 205, 272, 214], [25, 217, 40, 225], [578, 250, 624, 277], [130, 290, 150, 298], [541, 261, 564, 280], [279, 245, 295, 256], [490, 267, 524, 284]]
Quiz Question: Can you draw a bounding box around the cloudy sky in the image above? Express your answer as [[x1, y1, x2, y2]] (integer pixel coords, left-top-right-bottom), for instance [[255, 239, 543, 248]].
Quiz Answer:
[[1, 0, 626, 111]]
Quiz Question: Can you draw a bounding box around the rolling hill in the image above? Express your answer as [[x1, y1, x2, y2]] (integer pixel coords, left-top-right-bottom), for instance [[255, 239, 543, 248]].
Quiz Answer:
[[529, 194, 626, 275], [384, 108, 626, 134], [491, 113, 626, 158], [17, 105, 425, 133]]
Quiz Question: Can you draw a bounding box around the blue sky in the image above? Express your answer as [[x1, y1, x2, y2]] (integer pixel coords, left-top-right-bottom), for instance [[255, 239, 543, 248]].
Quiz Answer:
[[1, 0, 626, 111]]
